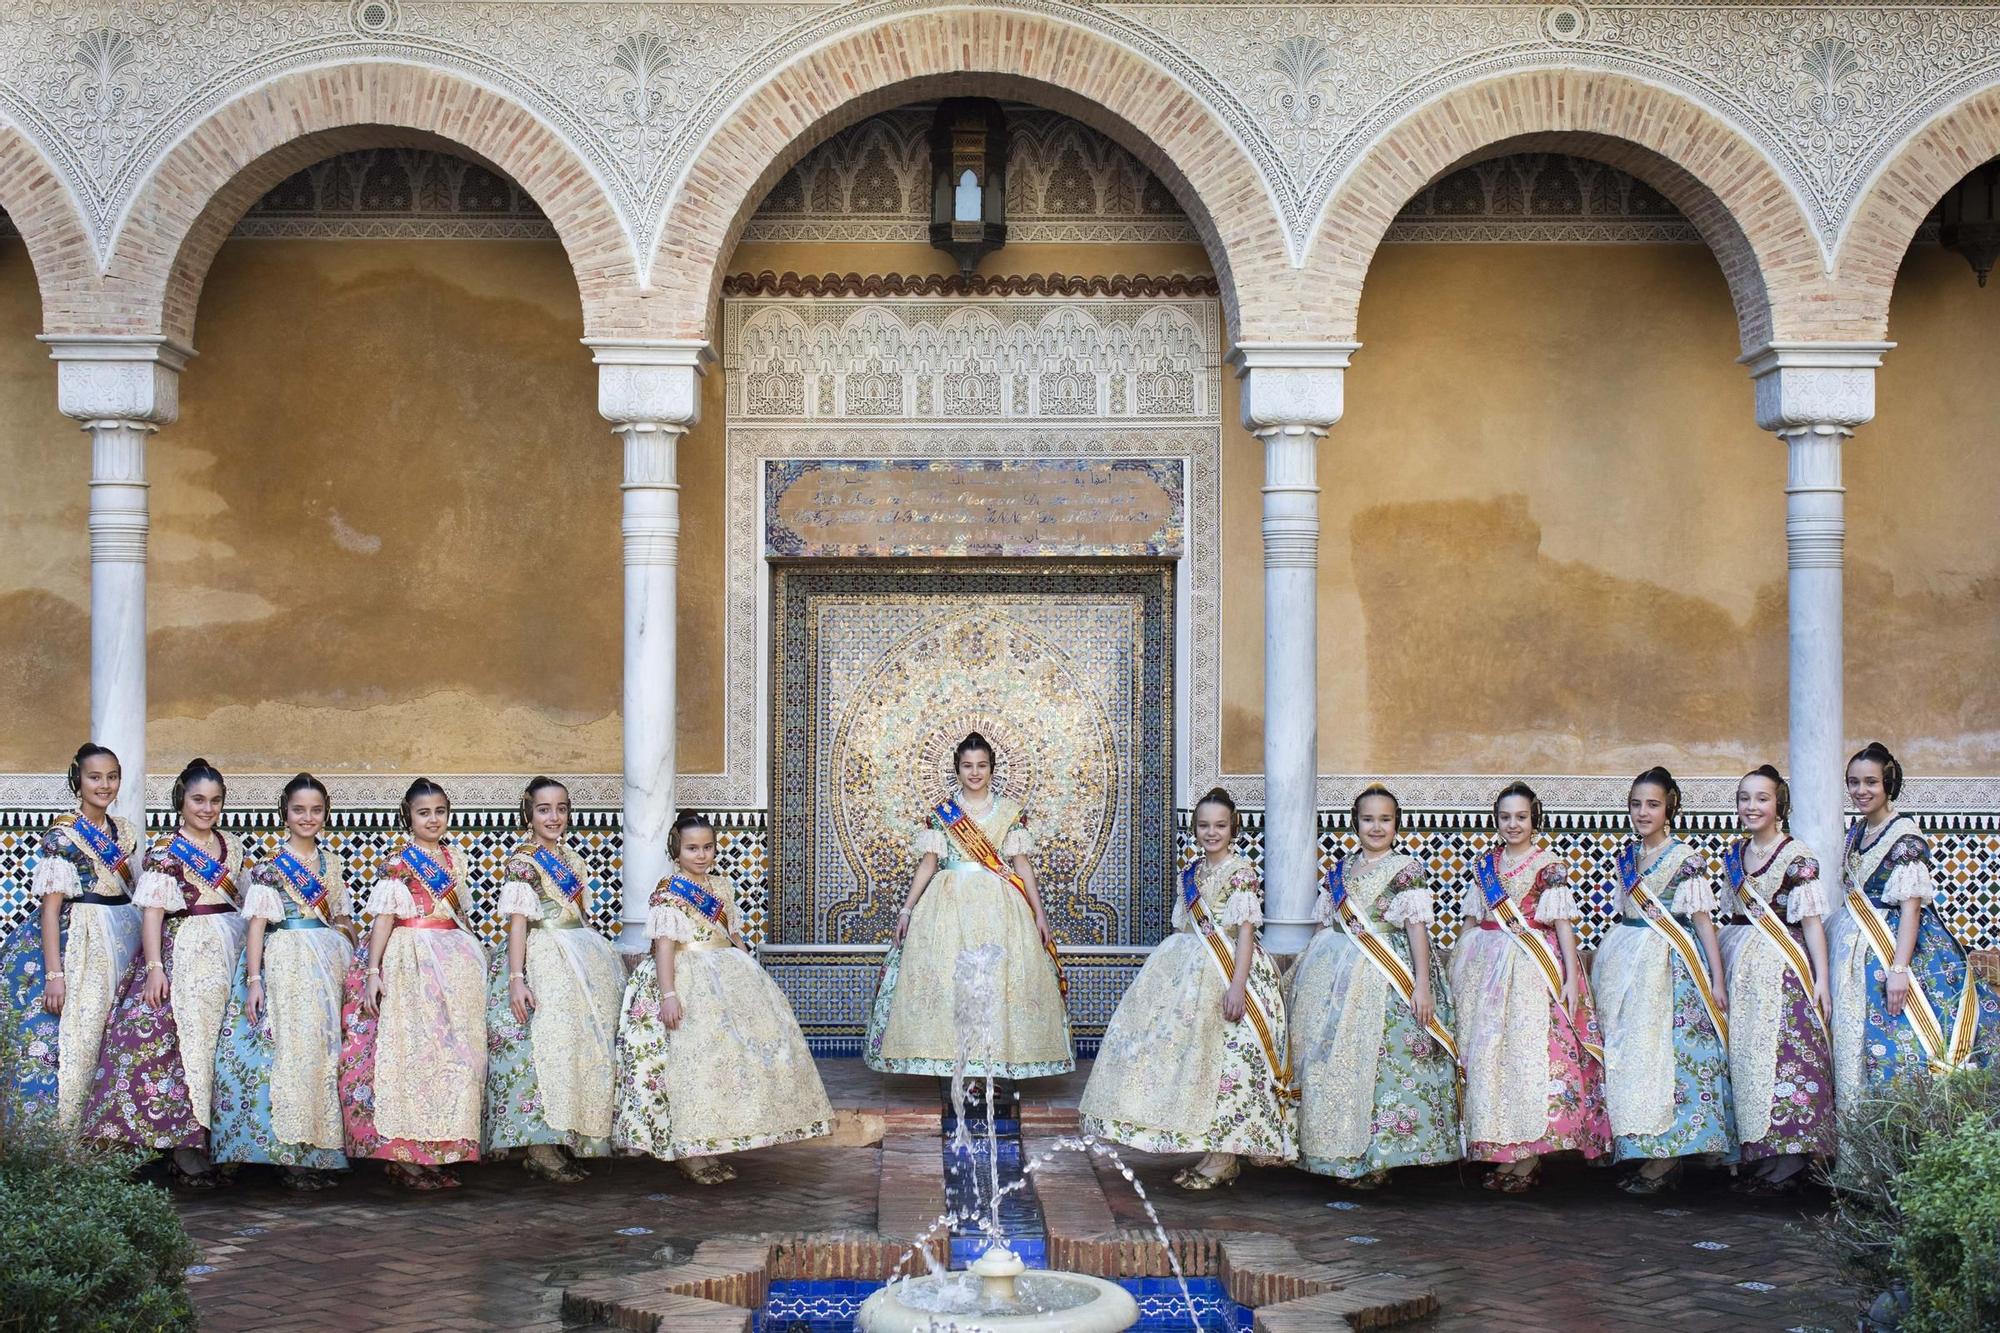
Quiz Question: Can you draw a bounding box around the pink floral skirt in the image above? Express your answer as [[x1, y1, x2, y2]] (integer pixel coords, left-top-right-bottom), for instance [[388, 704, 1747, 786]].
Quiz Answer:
[[337, 952, 479, 1165]]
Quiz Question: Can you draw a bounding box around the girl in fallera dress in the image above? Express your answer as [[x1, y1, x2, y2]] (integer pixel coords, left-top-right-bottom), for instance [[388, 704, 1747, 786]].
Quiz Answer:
[[340, 779, 488, 1190], [210, 774, 353, 1189], [0, 744, 141, 1130], [1591, 767, 1737, 1195], [612, 812, 832, 1180], [82, 758, 249, 1187], [484, 777, 625, 1182], [1289, 784, 1460, 1188], [865, 732, 1074, 1079], [1716, 766, 1835, 1195], [1829, 744, 1998, 1114], [1080, 787, 1297, 1191], [1450, 782, 1610, 1194]]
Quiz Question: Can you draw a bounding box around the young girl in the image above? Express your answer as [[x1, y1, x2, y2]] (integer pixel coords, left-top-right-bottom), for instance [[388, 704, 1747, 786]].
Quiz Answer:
[[1591, 767, 1736, 1194], [865, 732, 1073, 1078], [340, 779, 487, 1190], [0, 744, 142, 1130], [613, 812, 831, 1180], [1289, 784, 1459, 1188], [82, 758, 248, 1186], [1830, 743, 1998, 1113], [1716, 765, 1833, 1195], [210, 774, 353, 1189], [484, 777, 624, 1182], [1451, 781, 1610, 1193], [1080, 787, 1296, 1190]]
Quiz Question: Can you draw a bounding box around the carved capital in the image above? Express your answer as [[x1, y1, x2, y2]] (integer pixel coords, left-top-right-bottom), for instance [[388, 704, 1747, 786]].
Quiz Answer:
[[1231, 342, 1357, 434], [1741, 342, 1893, 437], [41, 335, 194, 426], [585, 338, 711, 429]]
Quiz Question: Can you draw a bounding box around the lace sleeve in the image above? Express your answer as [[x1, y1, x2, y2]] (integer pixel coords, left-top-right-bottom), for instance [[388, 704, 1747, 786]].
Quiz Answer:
[[1216, 873, 1265, 928], [132, 869, 183, 911], [1533, 862, 1581, 924], [1880, 860, 1936, 907], [366, 878, 418, 919], [1000, 824, 1034, 858], [1668, 856, 1720, 916], [1382, 886, 1434, 929], [242, 882, 287, 923], [1313, 884, 1334, 926], [913, 829, 947, 860], [647, 899, 698, 942], [29, 855, 80, 900], [496, 880, 542, 919], [1782, 855, 1828, 922]]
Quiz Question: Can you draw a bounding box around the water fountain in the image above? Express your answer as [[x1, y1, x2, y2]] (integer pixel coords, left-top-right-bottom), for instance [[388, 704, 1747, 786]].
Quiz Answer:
[[854, 947, 1144, 1333]]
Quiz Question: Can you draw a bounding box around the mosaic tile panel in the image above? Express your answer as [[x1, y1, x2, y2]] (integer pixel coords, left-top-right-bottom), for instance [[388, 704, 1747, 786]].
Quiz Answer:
[[770, 564, 1176, 948]]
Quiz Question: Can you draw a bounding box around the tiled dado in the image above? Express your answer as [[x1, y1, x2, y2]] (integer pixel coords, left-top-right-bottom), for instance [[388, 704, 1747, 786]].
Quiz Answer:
[[4, 801, 1996, 1053]]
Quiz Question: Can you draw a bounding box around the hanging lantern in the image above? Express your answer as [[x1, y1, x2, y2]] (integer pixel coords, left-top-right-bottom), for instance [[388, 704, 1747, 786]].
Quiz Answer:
[[929, 98, 1007, 274], [1939, 158, 2000, 287]]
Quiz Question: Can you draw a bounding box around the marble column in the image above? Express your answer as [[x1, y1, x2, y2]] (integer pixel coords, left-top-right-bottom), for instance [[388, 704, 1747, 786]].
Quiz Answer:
[[1742, 342, 1893, 869], [585, 339, 709, 949], [1231, 343, 1356, 956], [40, 336, 192, 828]]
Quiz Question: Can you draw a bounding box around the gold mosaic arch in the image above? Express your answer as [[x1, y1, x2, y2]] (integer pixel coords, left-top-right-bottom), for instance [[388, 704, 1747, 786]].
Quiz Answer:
[[825, 607, 1118, 944]]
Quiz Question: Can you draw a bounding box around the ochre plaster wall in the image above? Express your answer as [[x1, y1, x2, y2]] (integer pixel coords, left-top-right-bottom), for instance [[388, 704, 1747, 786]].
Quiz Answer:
[[1217, 242, 2000, 778], [2, 229, 1993, 781]]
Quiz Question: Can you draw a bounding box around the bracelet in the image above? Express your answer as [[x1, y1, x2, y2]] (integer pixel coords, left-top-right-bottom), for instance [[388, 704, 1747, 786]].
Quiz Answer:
[[509, 972, 525, 981], [145, 962, 164, 973], [366, 966, 382, 977], [1889, 963, 1913, 976], [47, 971, 63, 981], [661, 990, 679, 999]]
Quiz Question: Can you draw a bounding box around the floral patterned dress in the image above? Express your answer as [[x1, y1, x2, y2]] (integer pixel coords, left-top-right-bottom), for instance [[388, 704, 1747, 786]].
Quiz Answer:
[[1289, 851, 1460, 1178], [81, 833, 249, 1150], [210, 847, 351, 1169], [0, 814, 142, 1130], [612, 866, 832, 1160], [1080, 853, 1296, 1159], [1590, 840, 1737, 1163], [338, 845, 486, 1164], [1716, 837, 1835, 1164], [1450, 847, 1611, 1164], [1829, 817, 2000, 1114], [865, 796, 1074, 1078], [483, 842, 624, 1156]]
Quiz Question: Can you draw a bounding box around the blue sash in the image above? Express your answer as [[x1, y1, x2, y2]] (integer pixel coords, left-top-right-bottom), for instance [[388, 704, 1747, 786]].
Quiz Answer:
[[1179, 862, 1202, 915], [1723, 841, 1746, 893], [170, 832, 237, 905], [271, 847, 331, 916], [664, 874, 726, 924], [63, 814, 132, 885], [1324, 855, 1348, 906], [530, 845, 584, 902], [400, 844, 460, 916], [1474, 851, 1506, 911]]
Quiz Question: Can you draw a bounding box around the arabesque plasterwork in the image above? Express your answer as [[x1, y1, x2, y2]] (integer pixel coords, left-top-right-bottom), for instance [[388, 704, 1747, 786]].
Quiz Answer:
[[5, 3, 2000, 277]]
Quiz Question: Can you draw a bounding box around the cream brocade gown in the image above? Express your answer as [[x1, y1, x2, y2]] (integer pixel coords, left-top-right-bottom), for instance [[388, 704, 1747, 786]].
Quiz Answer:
[[1080, 853, 1296, 1158], [865, 796, 1074, 1078], [612, 868, 832, 1159], [360, 863, 489, 1147], [483, 843, 624, 1154]]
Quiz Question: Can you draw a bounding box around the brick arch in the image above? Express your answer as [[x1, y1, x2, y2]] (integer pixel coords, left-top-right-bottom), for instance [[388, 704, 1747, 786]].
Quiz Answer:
[[1839, 79, 2000, 338], [646, 9, 1300, 345], [0, 119, 97, 331], [1305, 67, 1833, 353], [89, 61, 641, 344]]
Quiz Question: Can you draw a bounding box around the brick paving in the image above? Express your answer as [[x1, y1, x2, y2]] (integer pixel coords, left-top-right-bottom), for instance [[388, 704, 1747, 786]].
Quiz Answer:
[[174, 1060, 1861, 1331]]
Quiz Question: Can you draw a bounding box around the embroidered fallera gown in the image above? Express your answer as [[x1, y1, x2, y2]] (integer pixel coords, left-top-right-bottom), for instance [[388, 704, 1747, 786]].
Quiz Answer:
[[1450, 846, 1611, 1163], [612, 866, 832, 1159], [1080, 853, 1296, 1159], [865, 795, 1074, 1078], [82, 833, 250, 1150], [1590, 840, 1738, 1162], [337, 845, 487, 1164], [1289, 850, 1460, 1178], [0, 814, 142, 1130], [483, 842, 624, 1157], [1829, 816, 1999, 1112], [210, 848, 352, 1170], [1716, 837, 1835, 1165]]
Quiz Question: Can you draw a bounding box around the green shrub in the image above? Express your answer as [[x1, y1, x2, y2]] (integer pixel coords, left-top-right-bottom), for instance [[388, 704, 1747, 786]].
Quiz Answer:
[[1891, 1118, 2000, 1333], [1811, 1065, 2000, 1329], [0, 1013, 199, 1332]]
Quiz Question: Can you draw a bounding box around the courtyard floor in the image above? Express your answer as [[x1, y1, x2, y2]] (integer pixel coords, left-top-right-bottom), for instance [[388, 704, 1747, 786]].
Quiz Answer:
[[173, 1060, 1860, 1332]]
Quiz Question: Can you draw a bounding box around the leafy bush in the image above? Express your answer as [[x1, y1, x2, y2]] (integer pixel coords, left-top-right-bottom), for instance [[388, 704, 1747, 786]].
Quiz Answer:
[[1811, 1065, 2000, 1331], [1891, 1117, 2000, 1332], [0, 1012, 199, 1332]]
